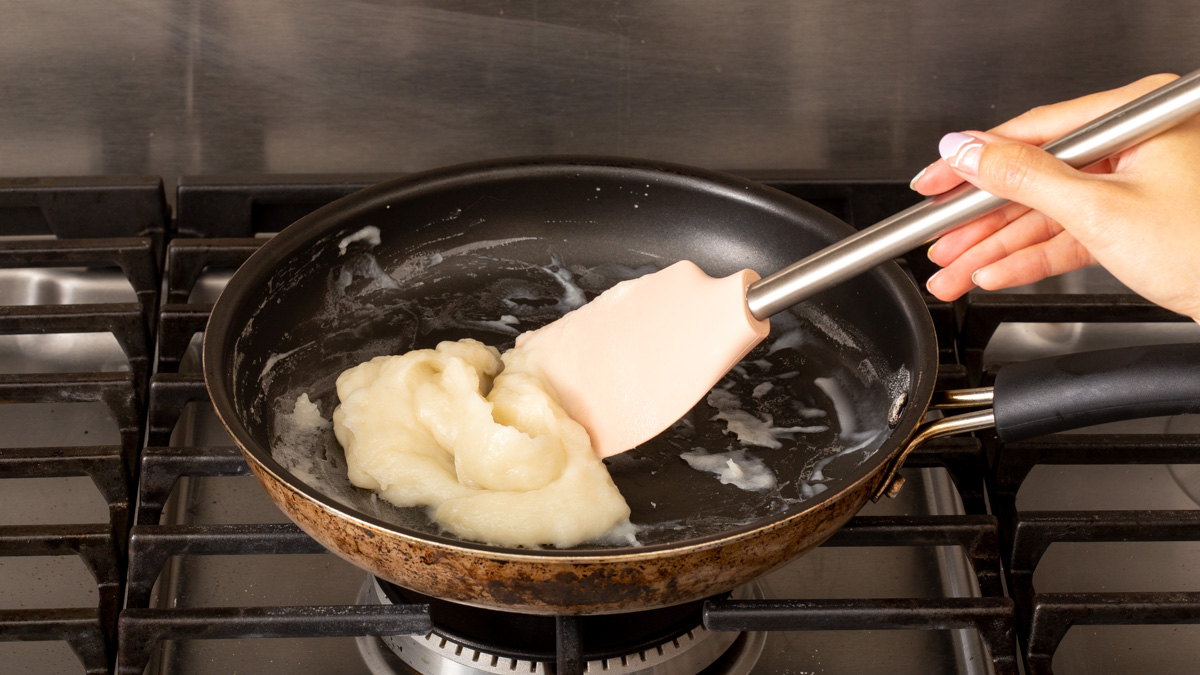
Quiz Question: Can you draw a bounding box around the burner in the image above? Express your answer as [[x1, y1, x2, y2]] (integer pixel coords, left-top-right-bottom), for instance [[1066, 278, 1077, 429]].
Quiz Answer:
[[356, 577, 764, 675]]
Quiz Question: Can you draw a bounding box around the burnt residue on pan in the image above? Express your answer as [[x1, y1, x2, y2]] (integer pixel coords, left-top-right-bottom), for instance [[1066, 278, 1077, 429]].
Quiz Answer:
[[249, 450, 879, 614]]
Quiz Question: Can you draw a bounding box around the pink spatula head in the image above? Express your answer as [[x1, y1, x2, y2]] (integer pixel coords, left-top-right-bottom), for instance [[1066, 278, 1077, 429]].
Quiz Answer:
[[514, 261, 769, 458]]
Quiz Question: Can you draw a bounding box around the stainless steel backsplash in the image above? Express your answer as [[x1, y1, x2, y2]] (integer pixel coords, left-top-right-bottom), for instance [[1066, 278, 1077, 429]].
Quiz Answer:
[[3, 0, 1198, 187]]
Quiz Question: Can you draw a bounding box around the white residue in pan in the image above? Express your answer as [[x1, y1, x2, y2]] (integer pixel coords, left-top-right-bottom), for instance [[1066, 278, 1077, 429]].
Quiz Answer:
[[386, 247, 614, 342], [857, 357, 881, 384], [337, 226, 381, 255], [885, 365, 912, 401], [680, 304, 911, 505], [626, 249, 663, 260], [588, 519, 642, 547], [335, 254, 402, 295], [540, 254, 587, 311], [260, 343, 313, 386], [272, 393, 335, 489], [464, 254, 593, 323], [389, 238, 540, 286], [471, 314, 521, 335], [766, 327, 804, 354], [814, 376, 857, 438], [799, 481, 829, 499], [808, 432, 880, 482], [573, 262, 660, 288], [630, 509, 794, 543], [438, 237, 541, 260], [797, 405, 828, 420], [413, 207, 464, 233], [795, 304, 862, 351], [808, 374, 891, 481], [680, 449, 778, 492], [707, 388, 829, 449], [389, 252, 444, 285]]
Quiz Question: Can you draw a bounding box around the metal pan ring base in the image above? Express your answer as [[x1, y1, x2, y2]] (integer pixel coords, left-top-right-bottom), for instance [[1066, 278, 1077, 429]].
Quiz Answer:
[[356, 576, 766, 675]]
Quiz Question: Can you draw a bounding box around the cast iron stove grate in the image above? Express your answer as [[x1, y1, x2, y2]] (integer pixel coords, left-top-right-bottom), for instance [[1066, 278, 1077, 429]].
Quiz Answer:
[[960, 290, 1200, 674], [0, 177, 167, 674], [8, 172, 1194, 675], [115, 174, 1014, 675]]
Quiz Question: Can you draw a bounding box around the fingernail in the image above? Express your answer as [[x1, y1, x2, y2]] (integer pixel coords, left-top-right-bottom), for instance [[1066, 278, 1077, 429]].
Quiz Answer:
[[909, 165, 929, 191], [970, 268, 983, 287], [939, 132, 985, 174], [925, 269, 942, 293], [926, 241, 939, 261]]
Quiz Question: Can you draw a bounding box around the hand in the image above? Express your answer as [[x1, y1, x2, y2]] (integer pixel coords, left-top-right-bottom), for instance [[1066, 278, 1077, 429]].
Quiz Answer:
[[911, 73, 1200, 323]]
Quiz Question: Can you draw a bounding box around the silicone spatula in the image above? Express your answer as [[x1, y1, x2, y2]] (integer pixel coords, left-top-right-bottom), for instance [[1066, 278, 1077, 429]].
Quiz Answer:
[[517, 70, 1200, 458]]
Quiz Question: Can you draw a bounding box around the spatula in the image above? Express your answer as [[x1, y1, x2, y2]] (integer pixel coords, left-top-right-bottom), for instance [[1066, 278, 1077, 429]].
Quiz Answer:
[[516, 69, 1200, 458]]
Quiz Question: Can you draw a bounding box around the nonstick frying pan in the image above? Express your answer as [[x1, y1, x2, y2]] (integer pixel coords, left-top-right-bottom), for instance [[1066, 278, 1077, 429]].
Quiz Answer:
[[204, 156, 1200, 615]]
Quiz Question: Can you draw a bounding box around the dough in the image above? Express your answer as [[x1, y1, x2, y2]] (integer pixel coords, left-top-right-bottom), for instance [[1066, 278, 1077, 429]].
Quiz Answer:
[[332, 338, 631, 548]]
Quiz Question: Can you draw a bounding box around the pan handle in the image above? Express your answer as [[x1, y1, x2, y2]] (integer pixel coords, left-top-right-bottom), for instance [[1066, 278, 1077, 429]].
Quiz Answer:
[[872, 343, 1200, 501], [992, 342, 1200, 442]]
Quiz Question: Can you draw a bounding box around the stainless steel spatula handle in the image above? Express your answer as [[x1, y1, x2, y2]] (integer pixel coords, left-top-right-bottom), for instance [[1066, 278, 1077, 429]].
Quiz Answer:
[[746, 68, 1200, 320]]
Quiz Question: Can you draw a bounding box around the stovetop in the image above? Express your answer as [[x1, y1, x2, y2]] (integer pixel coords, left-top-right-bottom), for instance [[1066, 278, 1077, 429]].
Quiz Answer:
[[2, 174, 1199, 675]]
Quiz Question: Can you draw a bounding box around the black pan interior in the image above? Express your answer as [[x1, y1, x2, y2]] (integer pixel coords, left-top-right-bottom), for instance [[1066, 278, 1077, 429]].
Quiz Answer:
[[205, 158, 937, 554]]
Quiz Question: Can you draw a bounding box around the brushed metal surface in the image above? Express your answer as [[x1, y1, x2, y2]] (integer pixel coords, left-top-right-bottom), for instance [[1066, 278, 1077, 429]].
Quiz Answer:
[[2, 1, 1200, 191]]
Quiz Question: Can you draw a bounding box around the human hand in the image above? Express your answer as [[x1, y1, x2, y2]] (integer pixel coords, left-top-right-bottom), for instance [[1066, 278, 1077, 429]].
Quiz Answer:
[[911, 74, 1200, 323]]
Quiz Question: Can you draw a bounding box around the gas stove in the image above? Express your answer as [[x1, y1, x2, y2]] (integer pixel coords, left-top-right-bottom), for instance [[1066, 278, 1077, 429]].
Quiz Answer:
[[2, 174, 1199, 675]]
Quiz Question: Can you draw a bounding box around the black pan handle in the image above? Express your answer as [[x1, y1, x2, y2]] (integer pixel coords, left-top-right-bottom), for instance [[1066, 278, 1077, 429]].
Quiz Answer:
[[992, 343, 1200, 443]]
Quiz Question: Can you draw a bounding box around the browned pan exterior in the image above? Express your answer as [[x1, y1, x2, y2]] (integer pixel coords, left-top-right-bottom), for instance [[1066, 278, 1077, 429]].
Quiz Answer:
[[240, 443, 888, 614]]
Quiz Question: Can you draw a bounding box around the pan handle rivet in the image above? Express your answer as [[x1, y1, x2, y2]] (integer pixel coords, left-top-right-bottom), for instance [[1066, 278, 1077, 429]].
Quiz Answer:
[[885, 474, 906, 498]]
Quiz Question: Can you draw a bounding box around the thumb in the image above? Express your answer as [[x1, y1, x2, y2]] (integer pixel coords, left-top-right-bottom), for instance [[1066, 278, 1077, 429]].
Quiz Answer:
[[938, 131, 1109, 227]]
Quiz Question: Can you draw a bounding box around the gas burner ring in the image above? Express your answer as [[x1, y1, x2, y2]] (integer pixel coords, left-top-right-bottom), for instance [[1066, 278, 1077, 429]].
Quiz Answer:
[[394, 626, 724, 675], [356, 577, 765, 675]]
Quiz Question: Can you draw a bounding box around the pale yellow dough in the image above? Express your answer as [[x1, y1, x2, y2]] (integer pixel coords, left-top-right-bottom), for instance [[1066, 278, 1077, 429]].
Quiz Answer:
[[331, 338, 631, 548]]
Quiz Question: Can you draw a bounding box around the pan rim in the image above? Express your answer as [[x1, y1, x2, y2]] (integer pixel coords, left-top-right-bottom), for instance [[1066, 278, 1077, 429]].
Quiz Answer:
[[202, 154, 940, 562]]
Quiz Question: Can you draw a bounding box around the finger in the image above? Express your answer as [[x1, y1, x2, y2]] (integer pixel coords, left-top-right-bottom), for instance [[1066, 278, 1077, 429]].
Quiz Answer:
[[913, 129, 1119, 194], [936, 208, 1060, 284], [937, 131, 1119, 233], [914, 143, 1117, 195], [972, 230, 1098, 290], [926, 209, 1062, 300], [910, 159, 964, 195], [946, 209, 1065, 277], [910, 73, 1176, 193], [925, 263, 976, 302], [927, 201, 1033, 265]]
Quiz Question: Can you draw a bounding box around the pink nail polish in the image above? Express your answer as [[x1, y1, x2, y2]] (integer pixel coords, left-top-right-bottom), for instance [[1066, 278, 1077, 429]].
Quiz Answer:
[[939, 132, 984, 174]]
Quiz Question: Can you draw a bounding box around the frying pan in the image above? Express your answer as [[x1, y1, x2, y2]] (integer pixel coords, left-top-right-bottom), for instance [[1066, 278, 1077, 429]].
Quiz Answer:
[[203, 156, 1200, 615]]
